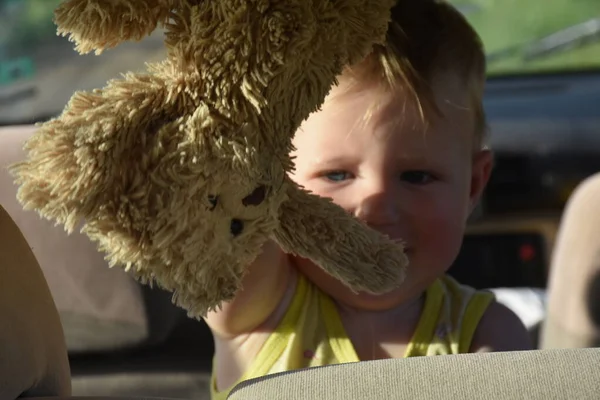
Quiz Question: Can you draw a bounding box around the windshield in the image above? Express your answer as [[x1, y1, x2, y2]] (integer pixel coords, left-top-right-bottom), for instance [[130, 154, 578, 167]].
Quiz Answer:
[[454, 0, 600, 76], [1, 0, 599, 124]]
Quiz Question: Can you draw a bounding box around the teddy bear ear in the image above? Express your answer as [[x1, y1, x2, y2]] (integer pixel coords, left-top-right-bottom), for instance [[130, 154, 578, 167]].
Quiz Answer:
[[54, 0, 173, 54]]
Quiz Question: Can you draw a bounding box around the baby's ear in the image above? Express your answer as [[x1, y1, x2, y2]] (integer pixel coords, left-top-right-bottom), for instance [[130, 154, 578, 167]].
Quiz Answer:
[[468, 149, 494, 215], [54, 0, 173, 55]]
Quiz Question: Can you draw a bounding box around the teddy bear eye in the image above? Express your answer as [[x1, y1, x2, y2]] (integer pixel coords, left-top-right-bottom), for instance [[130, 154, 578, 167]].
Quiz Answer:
[[242, 185, 267, 206], [208, 195, 219, 211]]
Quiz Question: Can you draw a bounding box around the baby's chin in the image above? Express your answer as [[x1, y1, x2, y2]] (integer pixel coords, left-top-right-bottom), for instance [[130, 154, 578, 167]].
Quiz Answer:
[[350, 248, 415, 299]]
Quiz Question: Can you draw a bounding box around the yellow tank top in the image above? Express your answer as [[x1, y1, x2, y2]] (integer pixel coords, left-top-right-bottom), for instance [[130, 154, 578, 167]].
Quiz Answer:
[[211, 273, 494, 400]]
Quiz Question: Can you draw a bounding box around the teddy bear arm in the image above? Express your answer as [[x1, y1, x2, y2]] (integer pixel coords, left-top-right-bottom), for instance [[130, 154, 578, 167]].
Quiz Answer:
[[273, 184, 407, 294], [54, 0, 174, 54]]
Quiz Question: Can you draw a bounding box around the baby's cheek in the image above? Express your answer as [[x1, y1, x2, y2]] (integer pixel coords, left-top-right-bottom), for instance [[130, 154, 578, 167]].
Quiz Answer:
[[423, 218, 464, 266], [412, 198, 467, 271]]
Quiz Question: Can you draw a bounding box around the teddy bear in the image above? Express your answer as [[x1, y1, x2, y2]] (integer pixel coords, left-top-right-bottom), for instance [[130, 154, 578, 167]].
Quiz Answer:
[[10, 0, 407, 318]]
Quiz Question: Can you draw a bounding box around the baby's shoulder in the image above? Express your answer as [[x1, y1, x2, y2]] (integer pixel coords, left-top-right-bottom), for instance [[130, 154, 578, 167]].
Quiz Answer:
[[469, 300, 533, 352], [441, 276, 531, 352]]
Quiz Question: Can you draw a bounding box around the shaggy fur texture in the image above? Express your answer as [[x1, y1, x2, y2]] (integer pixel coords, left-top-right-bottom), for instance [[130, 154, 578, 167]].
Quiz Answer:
[[11, 0, 407, 318]]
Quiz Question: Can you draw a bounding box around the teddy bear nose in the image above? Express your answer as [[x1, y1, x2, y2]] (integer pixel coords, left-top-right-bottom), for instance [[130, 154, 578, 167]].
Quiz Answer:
[[242, 185, 267, 206], [230, 219, 244, 236]]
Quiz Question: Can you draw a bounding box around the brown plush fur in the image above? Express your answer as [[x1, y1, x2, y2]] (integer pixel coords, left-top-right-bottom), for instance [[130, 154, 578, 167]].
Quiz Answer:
[[11, 0, 407, 318]]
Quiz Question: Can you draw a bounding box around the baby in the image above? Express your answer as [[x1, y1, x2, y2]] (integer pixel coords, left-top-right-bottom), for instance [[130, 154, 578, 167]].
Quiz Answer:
[[206, 1, 532, 398]]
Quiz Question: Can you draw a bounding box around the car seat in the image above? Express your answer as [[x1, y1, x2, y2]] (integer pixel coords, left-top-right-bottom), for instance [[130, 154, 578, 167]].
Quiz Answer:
[[0, 203, 70, 399], [227, 348, 600, 399]]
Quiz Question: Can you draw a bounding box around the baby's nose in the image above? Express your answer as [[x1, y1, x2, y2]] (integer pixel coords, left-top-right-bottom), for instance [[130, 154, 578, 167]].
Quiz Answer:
[[354, 191, 401, 226]]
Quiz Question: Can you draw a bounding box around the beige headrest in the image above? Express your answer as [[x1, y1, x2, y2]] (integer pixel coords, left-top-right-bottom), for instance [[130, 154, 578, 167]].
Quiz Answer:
[[229, 348, 600, 400], [0, 203, 71, 399], [542, 173, 600, 348], [24, 398, 179, 400]]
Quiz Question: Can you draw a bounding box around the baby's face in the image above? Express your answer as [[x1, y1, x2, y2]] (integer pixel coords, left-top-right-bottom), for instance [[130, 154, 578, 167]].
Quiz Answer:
[[290, 72, 492, 310]]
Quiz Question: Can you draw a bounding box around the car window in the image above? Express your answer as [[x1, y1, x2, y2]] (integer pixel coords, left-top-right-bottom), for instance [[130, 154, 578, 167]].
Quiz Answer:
[[451, 0, 600, 75], [0, 0, 599, 124]]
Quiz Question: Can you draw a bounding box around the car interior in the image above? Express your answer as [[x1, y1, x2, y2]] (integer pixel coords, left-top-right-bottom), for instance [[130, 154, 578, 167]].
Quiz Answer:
[[1, 0, 600, 399]]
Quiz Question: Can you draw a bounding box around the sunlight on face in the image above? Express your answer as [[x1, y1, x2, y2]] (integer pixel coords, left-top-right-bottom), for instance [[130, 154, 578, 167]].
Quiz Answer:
[[289, 72, 492, 310]]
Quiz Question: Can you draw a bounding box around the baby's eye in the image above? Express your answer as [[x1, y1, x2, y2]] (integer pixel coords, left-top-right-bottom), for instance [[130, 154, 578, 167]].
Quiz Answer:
[[323, 170, 353, 182], [400, 170, 436, 185]]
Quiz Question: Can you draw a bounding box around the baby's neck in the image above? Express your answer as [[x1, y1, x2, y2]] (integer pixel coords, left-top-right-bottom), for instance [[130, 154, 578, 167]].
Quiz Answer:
[[334, 292, 426, 361], [335, 291, 425, 324]]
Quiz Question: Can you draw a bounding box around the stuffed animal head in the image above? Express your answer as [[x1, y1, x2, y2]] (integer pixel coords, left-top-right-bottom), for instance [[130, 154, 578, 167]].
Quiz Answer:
[[12, 0, 408, 317]]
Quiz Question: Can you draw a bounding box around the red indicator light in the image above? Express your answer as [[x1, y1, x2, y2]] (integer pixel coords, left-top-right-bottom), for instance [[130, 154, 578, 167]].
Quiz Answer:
[[519, 243, 536, 262]]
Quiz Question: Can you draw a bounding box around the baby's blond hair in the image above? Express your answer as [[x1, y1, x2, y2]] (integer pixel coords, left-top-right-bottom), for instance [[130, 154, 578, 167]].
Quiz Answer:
[[342, 0, 487, 146]]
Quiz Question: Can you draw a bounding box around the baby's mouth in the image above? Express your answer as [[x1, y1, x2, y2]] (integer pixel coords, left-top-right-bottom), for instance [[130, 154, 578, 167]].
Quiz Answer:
[[401, 245, 415, 261]]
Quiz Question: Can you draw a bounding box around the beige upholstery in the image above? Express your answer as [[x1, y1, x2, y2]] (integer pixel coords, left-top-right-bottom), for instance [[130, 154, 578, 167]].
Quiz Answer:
[[0, 125, 148, 352], [541, 173, 600, 349], [0, 204, 71, 400], [228, 348, 600, 399], [26, 398, 178, 400]]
